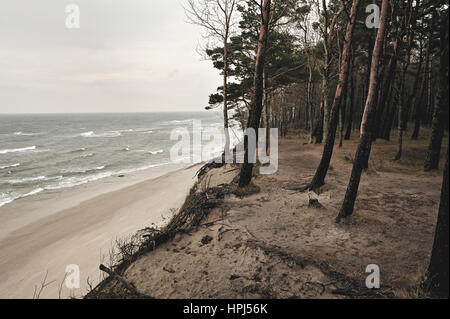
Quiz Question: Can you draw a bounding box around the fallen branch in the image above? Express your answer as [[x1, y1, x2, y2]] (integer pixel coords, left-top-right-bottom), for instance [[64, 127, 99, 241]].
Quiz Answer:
[[99, 264, 154, 299]]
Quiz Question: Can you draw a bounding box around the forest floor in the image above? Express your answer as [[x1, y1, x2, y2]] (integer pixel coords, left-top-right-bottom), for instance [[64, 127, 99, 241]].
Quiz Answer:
[[89, 129, 447, 299]]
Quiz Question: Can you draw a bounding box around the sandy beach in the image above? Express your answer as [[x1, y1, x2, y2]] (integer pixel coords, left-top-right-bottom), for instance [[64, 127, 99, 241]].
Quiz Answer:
[[0, 163, 201, 299]]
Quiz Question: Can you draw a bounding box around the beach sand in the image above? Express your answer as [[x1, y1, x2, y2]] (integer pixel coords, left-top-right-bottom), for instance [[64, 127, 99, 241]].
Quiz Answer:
[[0, 163, 201, 299], [91, 137, 444, 299]]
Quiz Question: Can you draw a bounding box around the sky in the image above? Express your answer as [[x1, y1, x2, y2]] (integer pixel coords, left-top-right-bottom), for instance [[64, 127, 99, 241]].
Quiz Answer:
[[0, 0, 220, 114]]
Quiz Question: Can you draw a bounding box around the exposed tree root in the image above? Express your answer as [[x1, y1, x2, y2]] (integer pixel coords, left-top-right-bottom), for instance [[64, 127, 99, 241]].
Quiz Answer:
[[99, 264, 153, 299], [245, 239, 394, 299], [86, 165, 237, 299]]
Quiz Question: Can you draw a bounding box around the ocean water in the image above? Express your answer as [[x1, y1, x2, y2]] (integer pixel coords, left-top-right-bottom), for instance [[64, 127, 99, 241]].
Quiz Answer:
[[0, 112, 236, 208]]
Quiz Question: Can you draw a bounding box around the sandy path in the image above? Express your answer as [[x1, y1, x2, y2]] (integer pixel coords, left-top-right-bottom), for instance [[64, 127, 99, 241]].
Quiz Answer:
[[0, 164, 201, 299]]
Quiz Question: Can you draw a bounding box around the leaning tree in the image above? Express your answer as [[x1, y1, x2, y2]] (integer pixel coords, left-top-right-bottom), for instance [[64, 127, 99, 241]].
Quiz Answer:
[[239, 0, 271, 188], [336, 0, 390, 222]]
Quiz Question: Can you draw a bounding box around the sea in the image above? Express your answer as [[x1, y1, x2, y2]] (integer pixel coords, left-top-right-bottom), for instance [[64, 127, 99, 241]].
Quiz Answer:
[[0, 112, 239, 208]]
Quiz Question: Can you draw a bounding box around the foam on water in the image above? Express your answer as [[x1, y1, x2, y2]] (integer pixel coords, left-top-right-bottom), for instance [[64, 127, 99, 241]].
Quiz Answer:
[[80, 131, 122, 138], [0, 112, 227, 207], [0, 146, 36, 154], [148, 150, 164, 155], [0, 163, 20, 170]]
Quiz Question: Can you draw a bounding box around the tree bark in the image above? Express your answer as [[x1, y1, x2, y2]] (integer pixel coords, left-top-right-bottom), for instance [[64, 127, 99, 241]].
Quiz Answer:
[[375, 16, 402, 140], [424, 8, 449, 171], [239, 0, 271, 188], [308, 61, 315, 144], [412, 15, 433, 140], [223, 34, 231, 155], [338, 79, 348, 147], [394, 69, 407, 161], [314, 99, 324, 144], [302, 0, 360, 192], [264, 72, 271, 155], [344, 51, 355, 140], [336, 0, 390, 222], [394, 1, 417, 160], [321, 1, 344, 141], [422, 144, 449, 298], [381, 72, 402, 140]]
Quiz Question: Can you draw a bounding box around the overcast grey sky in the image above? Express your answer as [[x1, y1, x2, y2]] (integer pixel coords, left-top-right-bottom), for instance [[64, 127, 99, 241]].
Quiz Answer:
[[0, 0, 219, 114]]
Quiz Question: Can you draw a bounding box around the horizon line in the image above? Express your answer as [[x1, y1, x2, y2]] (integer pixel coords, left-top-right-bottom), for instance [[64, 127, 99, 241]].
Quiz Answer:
[[0, 110, 217, 116]]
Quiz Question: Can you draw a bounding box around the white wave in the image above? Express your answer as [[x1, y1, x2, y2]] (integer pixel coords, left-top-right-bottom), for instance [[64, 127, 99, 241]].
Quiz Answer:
[[14, 132, 42, 136], [0, 188, 44, 208], [0, 194, 14, 208], [0, 146, 36, 155], [45, 167, 132, 190], [133, 128, 154, 134], [80, 131, 94, 137], [8, 176, 46, 184], [148, 150, 164, 155], [107, 129, 134, 133], [45, 172, 114, 190], [8, 175, 62, 184], [82, 153, 95, 158], [70, 148, 87, 153], [47, 162, 173, 191], [80, 131, 122, 138], [0, 163, 20, 170], [16, 161, 175, 196], [20, 188, 44, 198]]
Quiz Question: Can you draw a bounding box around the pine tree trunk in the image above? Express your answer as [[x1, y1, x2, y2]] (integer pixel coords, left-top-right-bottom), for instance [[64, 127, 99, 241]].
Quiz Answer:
[[238, 0, 271, 188], [314, 99, 324, 144], [375, 18, 402, 140], [424, 9, 449, 171], [320, 0, 343, 141], [422, 144, 449, 298], [321, 0, 330, 141], [223, 37, 231, 155], [394, 63, 409, 160], [344, 54, 355, 140], [264, 73, 271, 155], [302, 0, 360, 191], [336, 0, 390, 222], [412, 17, 433, 140], [308, 63, 315, 144], [382, 73, 402, 140], [394, 1, 418, 160], [338, 82, 348, 147]]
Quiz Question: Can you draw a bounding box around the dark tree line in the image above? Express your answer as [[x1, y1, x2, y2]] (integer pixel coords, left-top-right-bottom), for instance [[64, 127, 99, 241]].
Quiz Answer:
[[188, 0, 449, 298]]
